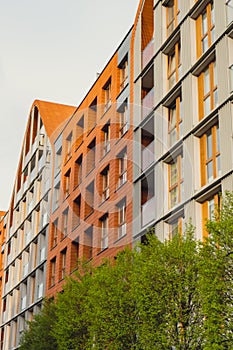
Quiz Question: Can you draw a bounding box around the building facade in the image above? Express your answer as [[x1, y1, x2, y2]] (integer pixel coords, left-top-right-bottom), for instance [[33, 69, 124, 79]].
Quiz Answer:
[[0, 101, 75, 349], [1, 0, 233, 348], [132, 0, 233, 243]]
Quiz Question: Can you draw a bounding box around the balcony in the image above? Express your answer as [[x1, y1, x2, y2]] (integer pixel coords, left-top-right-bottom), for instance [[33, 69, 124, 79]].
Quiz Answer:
[[141, 196, 155, 227], [141, 141, 154, 171], [142, 88, 154, 120], [142, 39, 154, 70]]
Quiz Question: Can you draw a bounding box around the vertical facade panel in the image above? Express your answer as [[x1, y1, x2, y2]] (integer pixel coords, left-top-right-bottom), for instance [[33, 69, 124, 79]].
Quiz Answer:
[[216, 36, 230, 105], [219, 102, 233, 176]]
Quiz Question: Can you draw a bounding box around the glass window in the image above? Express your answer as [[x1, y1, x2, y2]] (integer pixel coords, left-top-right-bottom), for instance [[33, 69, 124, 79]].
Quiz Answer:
[[169, 155, 183, 208], [201, 124, 220, 185]]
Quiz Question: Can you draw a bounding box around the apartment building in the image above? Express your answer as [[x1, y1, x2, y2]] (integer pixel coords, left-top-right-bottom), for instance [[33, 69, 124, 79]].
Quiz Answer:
[[1, 0, 233, 348], [46, 29, 133, 297], [0, 101, 75, 349], [132, 0, 233, 242]]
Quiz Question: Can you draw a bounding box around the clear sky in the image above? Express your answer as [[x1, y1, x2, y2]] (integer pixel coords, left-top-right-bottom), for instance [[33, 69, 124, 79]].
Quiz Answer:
[[0, 0, 139, 211]]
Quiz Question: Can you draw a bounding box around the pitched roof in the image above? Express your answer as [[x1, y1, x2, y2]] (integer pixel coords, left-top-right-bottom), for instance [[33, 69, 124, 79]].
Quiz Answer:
[[33, 100, 76, 141]]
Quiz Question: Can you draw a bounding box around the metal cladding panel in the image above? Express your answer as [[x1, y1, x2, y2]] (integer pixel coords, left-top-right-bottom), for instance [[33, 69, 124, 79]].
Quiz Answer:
[[182, 74, 196, 134], [155, 161, 165, 221], [154, 53, 163, 105], [184, 199, 196, 228], [184, 136, 195, 201], [181, 18, 192, 75], [155, 105, 166, 159], [133, 181, 141, 237], [154, 2, 162, 53], [155, 220, 165, 241], [215, 0, 227, 39], [222, 174, 233, 193], [133, 80, 142, 127], [219, 102, 233, 175], [134, 17, 142, 80], [118, 31, 131, 65], [216, 36, 230, 105]]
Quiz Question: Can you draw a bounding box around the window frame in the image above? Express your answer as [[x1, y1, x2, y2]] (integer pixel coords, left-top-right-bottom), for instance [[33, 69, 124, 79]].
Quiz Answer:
[[198, 61, 218, 119], [200, 123, 220, 186], [166, 0, 180, 37], [167, 42, 181, 90], [196, 1, 215, 57], [169, 154, 183, 208], [168, 96, 182, 146]]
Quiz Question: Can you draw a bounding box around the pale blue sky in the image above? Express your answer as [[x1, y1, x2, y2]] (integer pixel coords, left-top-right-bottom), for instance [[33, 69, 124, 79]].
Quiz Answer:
[[0, 0, 139, 210]]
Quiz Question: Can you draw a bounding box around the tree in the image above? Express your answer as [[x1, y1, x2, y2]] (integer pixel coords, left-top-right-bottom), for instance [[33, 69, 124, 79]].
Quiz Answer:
[[199, 192, 233, 349], [86, 249, 137, 349], [133, 227, 204, 349], [19, 299, 57, 350], [52, 263, 93, 350]]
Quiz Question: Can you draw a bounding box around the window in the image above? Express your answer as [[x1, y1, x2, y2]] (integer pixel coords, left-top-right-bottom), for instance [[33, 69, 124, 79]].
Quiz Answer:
[[51, 219, 58, 248], [55, 147, 62, 175], [141, 117, 154, 171], [50, 258, 56, 286], [84, 227, 93, 260], [141, 66, 154, 119], [118, 100, 129, 137], [101, 166, 110, 202], [85, 181, 94, 217], [100, 215, 108, 250], [103, 79, 112, 112], [166, 0, 180, 36], [196, 2, 215, 57], [141, 170, 155, 227], [63, 169, 71, 198], [88, 98, 97, 132], [198, 61, 218, 119], [169, 216, 183, 238], [61, 208, 69, 239], [71, 238, 79, 271], [60, 249, 67, 279], [167, 42, 181, 89], [74, 154, 82, 188], [72, 195, 81, 229], [117, 199, 126, 239], [118, 150, 127, 187], [75, 115, 84, 149], [65, 132, 72, 162], [53, 181, 60, 210], [168, 96, 182, 146], [102, 123, 110, 156], [86, 139, 96, 174], [202, 193, 221, 237], [200, 124, 220, 185], [169, 154, 183, 208], [119, 56, 128, 90]]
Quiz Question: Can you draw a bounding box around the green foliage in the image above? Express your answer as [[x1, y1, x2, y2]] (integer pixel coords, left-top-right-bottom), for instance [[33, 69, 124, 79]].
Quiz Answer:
[[199, 192, 233, 349], [19, 299, 57, 350], [20, 192, 233, 349]]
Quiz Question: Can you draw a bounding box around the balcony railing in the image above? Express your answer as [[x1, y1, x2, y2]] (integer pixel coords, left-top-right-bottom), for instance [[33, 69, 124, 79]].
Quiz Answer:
[[142, 88, 154, 120], [141, 196, 155, 227], [142, 39, 154, 69], [141, 141, 155, 171]]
